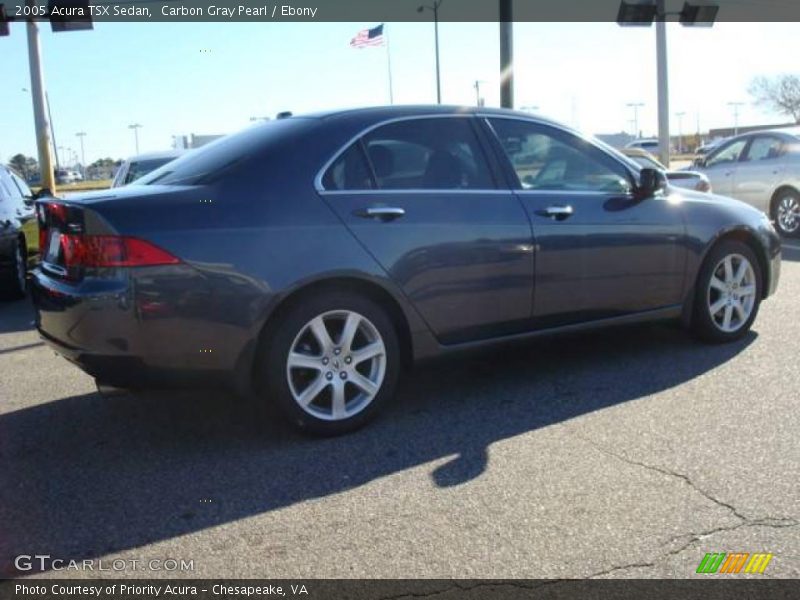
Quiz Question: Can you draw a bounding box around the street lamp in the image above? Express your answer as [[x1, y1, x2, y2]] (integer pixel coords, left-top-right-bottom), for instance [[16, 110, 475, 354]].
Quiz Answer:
[[627, 102, 645, 138], [727, 101, 744, 136], [617, 1, 719, 167], [76, 132, 87, 177], [675, 111, 685, 153], [417, 0, 443, 104], [128, 123, 142, 155]]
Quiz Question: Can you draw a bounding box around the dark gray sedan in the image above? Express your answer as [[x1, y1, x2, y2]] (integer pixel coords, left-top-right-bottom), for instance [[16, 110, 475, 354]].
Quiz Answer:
[[30, 106, 782, 435]]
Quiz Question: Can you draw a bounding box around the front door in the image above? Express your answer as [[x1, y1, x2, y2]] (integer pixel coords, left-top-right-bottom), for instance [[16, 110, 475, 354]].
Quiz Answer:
[[484, 117, 687, 327]]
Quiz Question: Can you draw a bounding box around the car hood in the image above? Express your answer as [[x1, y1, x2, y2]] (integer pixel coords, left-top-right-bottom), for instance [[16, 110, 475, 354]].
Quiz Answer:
[[667, 185, 764, 217]]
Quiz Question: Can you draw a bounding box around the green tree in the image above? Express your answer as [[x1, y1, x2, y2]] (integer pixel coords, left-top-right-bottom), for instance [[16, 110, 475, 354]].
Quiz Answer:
[[8, 154, 38, 179]]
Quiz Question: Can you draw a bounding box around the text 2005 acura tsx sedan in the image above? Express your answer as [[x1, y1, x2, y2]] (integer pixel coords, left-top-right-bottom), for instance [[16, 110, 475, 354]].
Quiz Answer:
[[31, 106, 781, 435]]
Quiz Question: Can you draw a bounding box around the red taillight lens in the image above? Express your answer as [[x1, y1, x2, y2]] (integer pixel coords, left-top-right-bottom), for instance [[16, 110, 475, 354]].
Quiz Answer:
[[59, 234, 180, 268]]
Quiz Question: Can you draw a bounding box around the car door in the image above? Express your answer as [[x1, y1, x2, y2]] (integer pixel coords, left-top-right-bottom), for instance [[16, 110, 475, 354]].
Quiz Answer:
[[700, 137, 749, 197], [732, 134, 786, 213], [317, 116, 534, 344], [483, 117, 687, 327]]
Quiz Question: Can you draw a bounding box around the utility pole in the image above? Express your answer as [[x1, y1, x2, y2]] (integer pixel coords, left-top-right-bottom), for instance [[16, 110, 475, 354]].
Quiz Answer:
[[76, 132, 87, 177], [728, 101, 744, 136], [417, 1, 443, 104], [499, 0, 514, 109], [474, 80, 486, 106], [25, 7, 56, 192], [627, 102, 644, 138], [655, 0, 670, 167], [675, 111, 685, 153], [128, 123, 142, 154]]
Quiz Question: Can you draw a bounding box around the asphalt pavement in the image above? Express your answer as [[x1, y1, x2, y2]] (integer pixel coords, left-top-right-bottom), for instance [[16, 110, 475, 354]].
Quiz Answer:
[[1, 242, 798, 579]]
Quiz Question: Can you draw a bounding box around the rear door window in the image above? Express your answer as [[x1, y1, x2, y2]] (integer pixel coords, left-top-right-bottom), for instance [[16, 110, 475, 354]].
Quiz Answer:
[[361, 118, 495, 190]]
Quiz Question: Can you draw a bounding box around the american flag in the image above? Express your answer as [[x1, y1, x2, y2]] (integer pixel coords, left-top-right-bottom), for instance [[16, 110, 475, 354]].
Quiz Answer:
[[350, 24, 385, 48]]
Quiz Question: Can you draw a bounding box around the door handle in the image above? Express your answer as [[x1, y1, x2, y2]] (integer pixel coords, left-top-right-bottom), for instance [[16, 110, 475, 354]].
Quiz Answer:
[[353, 206, 406, 221], [535, 205, 574, 221]]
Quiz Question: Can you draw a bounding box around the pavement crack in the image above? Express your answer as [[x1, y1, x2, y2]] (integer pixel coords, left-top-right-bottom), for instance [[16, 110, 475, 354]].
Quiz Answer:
[[576, 435, 747, 521]]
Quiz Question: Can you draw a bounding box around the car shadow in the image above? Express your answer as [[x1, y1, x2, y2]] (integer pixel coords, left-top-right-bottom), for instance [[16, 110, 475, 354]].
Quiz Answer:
[[0, 296, 35, 336], [0, 323, 755, 576]]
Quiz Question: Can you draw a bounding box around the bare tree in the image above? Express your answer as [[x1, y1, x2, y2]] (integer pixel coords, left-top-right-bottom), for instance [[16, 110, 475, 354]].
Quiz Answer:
[[749, 75, 800, 123]]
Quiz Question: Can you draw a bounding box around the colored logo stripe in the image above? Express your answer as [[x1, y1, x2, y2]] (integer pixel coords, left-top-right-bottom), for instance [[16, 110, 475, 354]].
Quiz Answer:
[[697, 552, 773, 574]]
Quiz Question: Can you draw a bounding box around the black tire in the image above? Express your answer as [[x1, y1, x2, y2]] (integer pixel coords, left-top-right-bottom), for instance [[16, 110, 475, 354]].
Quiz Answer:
[[256, 290, 401, 436], [0, 238, 27, 301], [691, 240, 762, 344], [771, 188, 800, 238]]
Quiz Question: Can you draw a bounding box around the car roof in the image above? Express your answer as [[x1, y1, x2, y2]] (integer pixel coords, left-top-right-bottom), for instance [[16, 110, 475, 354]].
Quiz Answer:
[[299, 104, 568, 128]]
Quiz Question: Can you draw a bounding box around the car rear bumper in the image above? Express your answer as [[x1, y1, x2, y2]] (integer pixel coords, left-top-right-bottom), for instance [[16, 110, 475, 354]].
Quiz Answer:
[[30, 266, 249, 390]]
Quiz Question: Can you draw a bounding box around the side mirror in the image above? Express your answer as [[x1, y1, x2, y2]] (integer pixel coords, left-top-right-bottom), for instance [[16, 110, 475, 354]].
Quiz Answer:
[[23, 196, 35, 207], [693, 157, 706, 168], [638, 167, 667, 197]]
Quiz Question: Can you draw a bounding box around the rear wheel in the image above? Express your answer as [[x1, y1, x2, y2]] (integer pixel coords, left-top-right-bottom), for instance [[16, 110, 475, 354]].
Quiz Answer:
[[0, 238, 27, 300], [692, 240, 762, 343], [257, 291, 400, 435], [772, 189, 800, 237]]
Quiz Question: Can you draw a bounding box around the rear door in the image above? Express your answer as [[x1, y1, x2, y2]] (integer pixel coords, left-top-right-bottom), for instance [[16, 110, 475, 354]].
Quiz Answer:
[[483, 117, 686, 327], [701, 137, 749, 197], [733, 134, 786, 213], [317, 116, 534, 343]]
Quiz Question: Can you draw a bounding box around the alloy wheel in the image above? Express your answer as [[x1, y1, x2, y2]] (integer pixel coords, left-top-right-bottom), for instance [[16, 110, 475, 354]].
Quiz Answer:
[[286, 310, 386, 421], [706, 253, 756, 333], [776, 195, 800, 235]]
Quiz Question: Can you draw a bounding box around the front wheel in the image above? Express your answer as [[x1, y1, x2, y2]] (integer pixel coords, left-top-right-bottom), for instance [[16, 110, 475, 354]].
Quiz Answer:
[[772, 189, 800, 237], [691, 240, 762, 343], [257, 291, 400, 435]]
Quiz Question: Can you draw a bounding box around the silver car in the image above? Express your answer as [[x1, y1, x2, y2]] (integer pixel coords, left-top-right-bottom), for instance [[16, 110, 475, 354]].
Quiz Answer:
[[111, 150, 184, 188], [692, 128, 800, 236]]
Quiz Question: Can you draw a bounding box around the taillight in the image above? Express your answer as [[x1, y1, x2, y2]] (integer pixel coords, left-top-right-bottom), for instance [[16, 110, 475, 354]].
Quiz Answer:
[[59, 234, 180, 268]]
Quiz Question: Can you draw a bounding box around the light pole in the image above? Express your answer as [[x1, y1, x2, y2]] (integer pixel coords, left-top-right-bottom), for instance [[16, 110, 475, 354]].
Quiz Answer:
[[128, 123, 142, 155], [627, 102, 644, 138], [76, 132, 87, 177], [499, 0, 513, 109], [618, 1, 719, 168], [417, 0, 443, 104], [727, 102, 744, 136], [474, 80, 486, 107], [675, 111, 685, 153]]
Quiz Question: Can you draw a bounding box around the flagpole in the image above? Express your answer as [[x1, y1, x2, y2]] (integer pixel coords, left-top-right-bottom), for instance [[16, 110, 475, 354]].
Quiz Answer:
[[385, 24, 394, 105]]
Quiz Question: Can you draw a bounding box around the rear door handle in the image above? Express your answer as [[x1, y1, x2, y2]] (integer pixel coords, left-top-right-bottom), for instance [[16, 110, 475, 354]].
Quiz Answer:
[[535, 205, 574, 220], [353, 206, 406, 221]]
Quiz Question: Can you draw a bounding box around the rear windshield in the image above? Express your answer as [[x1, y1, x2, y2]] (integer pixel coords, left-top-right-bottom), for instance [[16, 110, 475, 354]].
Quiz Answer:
[[134, 118, 315, 186]]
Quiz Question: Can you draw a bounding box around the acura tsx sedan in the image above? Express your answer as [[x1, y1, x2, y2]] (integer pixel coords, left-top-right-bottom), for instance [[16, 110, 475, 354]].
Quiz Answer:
[[31, 106, 781, 435]]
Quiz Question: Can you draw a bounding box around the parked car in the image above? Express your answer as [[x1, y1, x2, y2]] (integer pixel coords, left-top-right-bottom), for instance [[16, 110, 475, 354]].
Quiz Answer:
[[689, 128, 800, 236], [626, 138, 660, 152], [0, 165, 38, 299], [111, 150, 184, 188], [30, 106, 781, 434], [55, 169, 77, 185], [621, 147, 711, 193]]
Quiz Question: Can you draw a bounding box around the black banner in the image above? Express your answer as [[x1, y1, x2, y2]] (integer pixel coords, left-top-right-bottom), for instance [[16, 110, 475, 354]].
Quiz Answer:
[[3, 0, 800, 23], [3, 580, 800, 600]]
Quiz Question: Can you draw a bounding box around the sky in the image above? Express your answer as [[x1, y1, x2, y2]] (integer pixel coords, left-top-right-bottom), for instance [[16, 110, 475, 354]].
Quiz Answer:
[[2, 20, 799, 165]]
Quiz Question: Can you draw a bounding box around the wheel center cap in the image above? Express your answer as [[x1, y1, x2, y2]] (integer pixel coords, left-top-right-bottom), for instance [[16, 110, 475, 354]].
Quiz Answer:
[[332, 359, 340, 370]]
